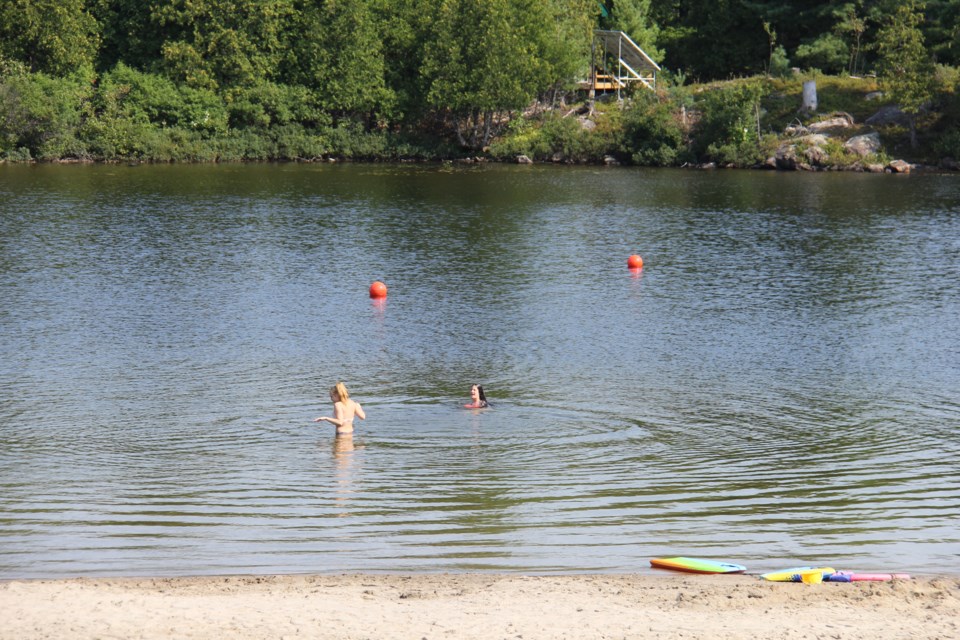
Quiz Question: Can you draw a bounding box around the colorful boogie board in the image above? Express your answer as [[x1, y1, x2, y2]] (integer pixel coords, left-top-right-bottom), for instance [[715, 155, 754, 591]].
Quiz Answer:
[[650, 557, 747, 574], [760, 567, 836, 583]]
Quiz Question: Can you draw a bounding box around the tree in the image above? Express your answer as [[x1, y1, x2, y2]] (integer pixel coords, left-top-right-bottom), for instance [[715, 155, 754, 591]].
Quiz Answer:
[[599, 0, 661, 61], [834, 3, 868, 75], [151, 0, 296, 90], [90, 0, 166, 71], [421, 0, 590, 148], [875, 0, 935, 148], [651, 0, 767, 80], [286, 0, 393, 120], [923, 0, 960, 66], [540, 0, 596, 101], [369, 0, 433, 123], [0, 0, 100, 75]]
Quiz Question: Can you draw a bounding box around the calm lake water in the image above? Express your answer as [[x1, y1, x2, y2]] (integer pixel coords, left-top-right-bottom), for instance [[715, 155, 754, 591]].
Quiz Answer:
[[1, 163, 958, 579]]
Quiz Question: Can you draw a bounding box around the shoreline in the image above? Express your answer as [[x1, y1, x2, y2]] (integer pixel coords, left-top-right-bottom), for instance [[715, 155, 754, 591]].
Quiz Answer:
[[2, 155, 957, 173], [3, 572, 958, 639]]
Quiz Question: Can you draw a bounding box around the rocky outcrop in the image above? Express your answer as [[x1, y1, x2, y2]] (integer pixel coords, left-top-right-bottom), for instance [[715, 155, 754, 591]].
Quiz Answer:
[[844, 132, 882, 157], [807, 112, 855, 133], [887, 159, 912, 173], [941, 158, 960, 171], [799, 134, 829, 147], [775, 145, 799, 170], [866, 106, 909, 127], [803, 146, 829, 166]]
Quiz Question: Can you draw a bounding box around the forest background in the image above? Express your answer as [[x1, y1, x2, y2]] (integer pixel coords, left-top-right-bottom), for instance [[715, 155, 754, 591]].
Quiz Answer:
[[2, 0, 959, 168]]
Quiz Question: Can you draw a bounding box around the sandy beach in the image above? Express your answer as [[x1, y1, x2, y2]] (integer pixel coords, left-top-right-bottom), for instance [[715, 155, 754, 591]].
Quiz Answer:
[[2, 573, 957, 639]]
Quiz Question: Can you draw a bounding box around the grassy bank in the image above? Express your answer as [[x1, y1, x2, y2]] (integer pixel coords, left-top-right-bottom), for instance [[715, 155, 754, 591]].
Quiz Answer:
[[490, 71, 960, 171]]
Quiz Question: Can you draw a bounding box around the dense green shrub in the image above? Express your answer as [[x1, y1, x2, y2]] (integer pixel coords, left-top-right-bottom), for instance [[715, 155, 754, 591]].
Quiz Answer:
[[487, 117, 551, 159], [0, 68, 93, 160], [692, 81, 767, 165], [225, 82, 329, 129], [621, 92, 688, 166], [96, 64, 228, 134], [539, 115, 591, 161], [487, 110, 619, 164], [769, 46, 792, 78], [794, 34, 849, 74]]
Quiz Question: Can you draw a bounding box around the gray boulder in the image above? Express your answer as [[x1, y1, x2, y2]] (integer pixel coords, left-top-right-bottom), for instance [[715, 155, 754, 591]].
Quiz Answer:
[[775, 144, 798, 170], [844, 132, 882, 157], [807, 112, 855, 132], [866, 105, 909, 126], [887, 159, 912, 173], [799, 133, 830, 147], [940, 158, 960, 171], [803, 146, 829, 166]]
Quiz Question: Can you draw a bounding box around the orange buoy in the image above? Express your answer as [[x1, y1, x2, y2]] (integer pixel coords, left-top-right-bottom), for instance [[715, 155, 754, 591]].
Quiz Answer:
[[627, 254, 644, 269], [369, 281, 388, 298]]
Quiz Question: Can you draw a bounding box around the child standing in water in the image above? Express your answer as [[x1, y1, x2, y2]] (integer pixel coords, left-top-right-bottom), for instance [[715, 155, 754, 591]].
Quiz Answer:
[[315, 382, 366, 435]]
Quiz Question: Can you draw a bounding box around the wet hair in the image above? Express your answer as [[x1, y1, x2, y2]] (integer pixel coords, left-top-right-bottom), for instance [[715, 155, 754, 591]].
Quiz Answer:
[[332, 381, 350, 402], [473, 384, 488, 405]]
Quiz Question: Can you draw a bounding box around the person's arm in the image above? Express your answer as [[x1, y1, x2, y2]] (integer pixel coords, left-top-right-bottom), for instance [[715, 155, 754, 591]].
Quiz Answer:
[[354, 401, 366, 421], [314, 403, 346, 427]]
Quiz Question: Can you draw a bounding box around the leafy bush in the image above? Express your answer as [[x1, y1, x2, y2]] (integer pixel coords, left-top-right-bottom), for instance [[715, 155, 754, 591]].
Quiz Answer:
[[2, 146, 32, 162], [487, 116, 551, 159], [794, 34, 849, 75], [692, 80, 766, 165], [621, 92, 688, 166], [487, 109, 622, 164], [934, 129, 960, 159], [769, 46, 792, 78], [225, 82, 329, 129], [0, 69, 93, 159], [539, 114, 591, 161], [96, 64, 228, 134]]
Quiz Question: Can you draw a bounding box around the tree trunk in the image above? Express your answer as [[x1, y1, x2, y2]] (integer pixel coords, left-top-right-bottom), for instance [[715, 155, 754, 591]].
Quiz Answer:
[[469, 108, 480, 149], [481, 110, 493, 148], [452, 113, 467, 147]]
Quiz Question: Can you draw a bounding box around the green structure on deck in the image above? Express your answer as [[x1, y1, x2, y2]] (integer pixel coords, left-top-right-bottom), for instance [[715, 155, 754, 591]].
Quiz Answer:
[[587, 30, 660, 96]]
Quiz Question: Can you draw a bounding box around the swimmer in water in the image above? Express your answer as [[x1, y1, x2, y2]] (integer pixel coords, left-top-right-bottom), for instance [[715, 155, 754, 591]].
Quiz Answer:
[[315, 382, 366, 435], [464, 384, 489, 409]]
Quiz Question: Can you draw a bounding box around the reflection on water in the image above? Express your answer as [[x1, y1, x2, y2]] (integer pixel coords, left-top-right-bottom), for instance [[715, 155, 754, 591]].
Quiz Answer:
[[0, 164, 958, 578], [332, 436, 359, 517]]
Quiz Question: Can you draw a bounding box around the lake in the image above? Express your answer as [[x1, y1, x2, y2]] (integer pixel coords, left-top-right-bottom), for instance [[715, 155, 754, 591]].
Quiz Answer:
[[1, 163, 958, 578]]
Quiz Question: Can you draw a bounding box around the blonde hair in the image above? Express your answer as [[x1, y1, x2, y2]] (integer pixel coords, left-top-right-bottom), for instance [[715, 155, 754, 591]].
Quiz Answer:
[[331, 382, 350, 402]]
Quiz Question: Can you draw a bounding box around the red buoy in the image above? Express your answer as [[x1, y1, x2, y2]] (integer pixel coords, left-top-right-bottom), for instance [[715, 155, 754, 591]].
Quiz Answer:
[[369, 281, 388, 298], [627, 254, 644, 269]]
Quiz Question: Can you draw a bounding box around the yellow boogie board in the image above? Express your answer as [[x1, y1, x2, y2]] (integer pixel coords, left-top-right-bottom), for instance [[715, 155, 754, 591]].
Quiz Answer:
[[760, 567, 836, 583]]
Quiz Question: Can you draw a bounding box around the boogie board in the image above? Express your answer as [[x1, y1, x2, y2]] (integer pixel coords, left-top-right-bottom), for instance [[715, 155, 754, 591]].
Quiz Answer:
[[650, 557, 747, 574], [760, 567, 836, 582]]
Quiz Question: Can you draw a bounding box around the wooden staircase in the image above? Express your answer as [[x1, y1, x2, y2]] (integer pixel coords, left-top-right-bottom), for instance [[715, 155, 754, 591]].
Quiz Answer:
[[588, 30, 659, 95]]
